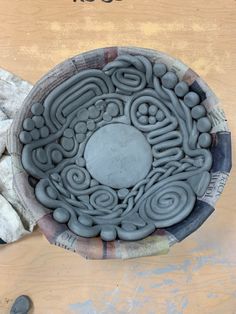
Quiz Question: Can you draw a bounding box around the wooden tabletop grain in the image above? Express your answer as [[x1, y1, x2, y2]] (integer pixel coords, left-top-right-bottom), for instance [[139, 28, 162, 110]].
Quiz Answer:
[[0, 1, 236, 313]]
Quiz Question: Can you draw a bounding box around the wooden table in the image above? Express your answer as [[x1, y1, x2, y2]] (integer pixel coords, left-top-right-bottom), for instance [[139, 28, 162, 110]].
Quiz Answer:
[[0, 1, 235, 313]]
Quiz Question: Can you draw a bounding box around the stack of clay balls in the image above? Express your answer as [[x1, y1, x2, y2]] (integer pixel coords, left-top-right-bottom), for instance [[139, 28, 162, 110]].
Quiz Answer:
[[148, 62, 212, 148], [19, 102, 47, 144], [19, 99, 121, 146], [136, 102, 165, 125]]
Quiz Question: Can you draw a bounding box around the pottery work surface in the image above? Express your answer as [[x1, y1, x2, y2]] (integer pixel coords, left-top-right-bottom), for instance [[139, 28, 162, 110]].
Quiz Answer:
[[19, 54, 213, 241]]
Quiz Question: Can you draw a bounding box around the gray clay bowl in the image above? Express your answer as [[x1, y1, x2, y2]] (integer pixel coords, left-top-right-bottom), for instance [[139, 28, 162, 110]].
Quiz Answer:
[[9, 47, 232, 259]]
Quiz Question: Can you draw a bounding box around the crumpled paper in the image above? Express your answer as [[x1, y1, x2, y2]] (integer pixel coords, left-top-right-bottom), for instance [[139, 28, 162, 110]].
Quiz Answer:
[[0, 68, 34, 243]]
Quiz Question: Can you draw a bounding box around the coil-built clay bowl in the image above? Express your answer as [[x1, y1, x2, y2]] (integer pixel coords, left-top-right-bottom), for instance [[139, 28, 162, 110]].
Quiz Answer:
[[9, 47, 231, 259]]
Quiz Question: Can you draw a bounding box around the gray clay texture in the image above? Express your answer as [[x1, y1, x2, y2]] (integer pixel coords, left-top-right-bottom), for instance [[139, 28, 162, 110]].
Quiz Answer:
[[20, 54, 213, 241], [10, 295, 31, 314]]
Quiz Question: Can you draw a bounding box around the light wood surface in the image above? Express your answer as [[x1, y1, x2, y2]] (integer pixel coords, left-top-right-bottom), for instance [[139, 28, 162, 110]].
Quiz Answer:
[[0, 1, 236, 313]]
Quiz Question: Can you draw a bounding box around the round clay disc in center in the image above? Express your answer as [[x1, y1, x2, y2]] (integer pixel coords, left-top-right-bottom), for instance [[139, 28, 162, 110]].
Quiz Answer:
[[84, 123, 152, 189]]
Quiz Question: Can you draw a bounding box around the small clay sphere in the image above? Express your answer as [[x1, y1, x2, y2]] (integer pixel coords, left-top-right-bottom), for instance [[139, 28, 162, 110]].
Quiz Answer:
[[149, 116, 156, 124], [95, 99, 106, 110], [106, 103, 119, 117], [76, 133, 86, 143], [51, 149, 63, 164], [184, 91, 200, 108], [121, 223, 136, 232], [32, 116, 44, 128], [74, 122, 87, 134], [197, 117, 212, 133], [138, 103, 148, 115], [63, 128, 74, 138], [78, 214, 93, 227], [40, 126, 49, 138], [77, 108, 89, 121], [53, 208, 70, 223], [156, 110, 165, 121], [100, 226, 117, 241], [61, 137, 74, 151], [31, 102, 44, 116], [87, 120, 96, 131], [88, 105, 100, 119], [118, 188, 129, 199], [191, 105, 206, 119], [161, 71, 178, 89], [103, 112, 112, 122], [30, 129, 40, 140], [153, 63, 167, 77], [138, 115, 148, 125], [76, 157, 86, 167], [36, 148, 47, 164], [23, 118, 35, 131], [46, 186, 57, 199], [174, 81, 189, 97], [19, 131, 32, 144], [149, 105, 158, 116], [198, 133, 212, 148]]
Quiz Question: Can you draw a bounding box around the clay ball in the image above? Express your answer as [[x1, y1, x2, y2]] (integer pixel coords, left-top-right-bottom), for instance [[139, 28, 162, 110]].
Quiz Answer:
[[149, 116, 156, 124], [75, 122, 87, 134], [149, 105, 158, 116], [61, 137, 74, 150], [197, 117, 212, 133], [100, 226, 117, 241], [40, 126, 49, 138], [174, 81, 189, 97], [53, 208, 70, 223], [51, 150, 63, 164], [19, 131, 32, 144], [156, 110, 165, 121], [63, 128, 74, 138], [161, 71, 178, 89], [184, 92, 200, 108], [88, 106, 100, 119], [139, 103, 148, 115], [153, 63, 167, 77], [31, 102, 44, 116], [23, 118, 35, 131], [76, 133, 86, 143], [87, 120, 96, 131], [106, 103, 119, 117], [36, 148, 47, 164], [191, 105, 206, 119], [138, 115, 148, 125], [76, 157, 86, 167], [46, 186, 58, 200], [30, 129, 40, 140], [78, 108, 89, 121], [198, 133, 212, 148], [32, 116, 44, 128], [118, 188, 129, 199]]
